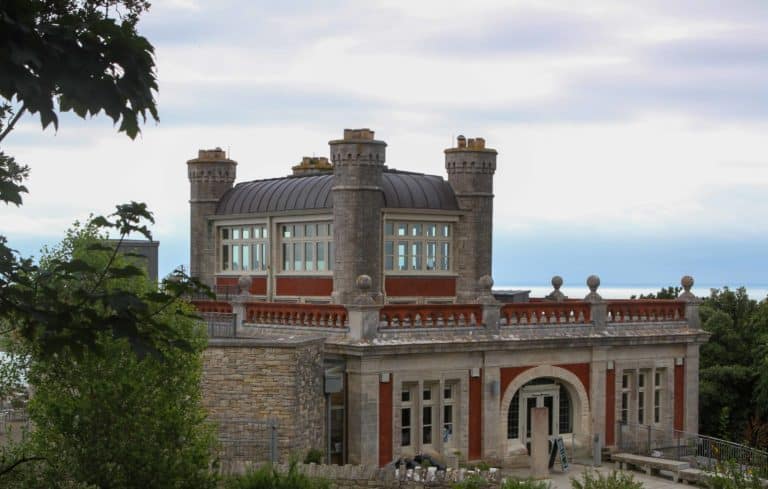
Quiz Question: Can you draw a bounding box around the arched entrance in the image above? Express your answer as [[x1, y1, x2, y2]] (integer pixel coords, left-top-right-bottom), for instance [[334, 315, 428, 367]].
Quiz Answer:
[[500, 365, 591, 458]]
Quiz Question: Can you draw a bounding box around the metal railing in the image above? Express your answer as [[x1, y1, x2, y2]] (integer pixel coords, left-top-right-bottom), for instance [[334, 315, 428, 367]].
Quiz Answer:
[[211, 418, 278, 466], [0, 408, 31, 445], [616, 422, 768, 477], [201, 312, 237, 338]]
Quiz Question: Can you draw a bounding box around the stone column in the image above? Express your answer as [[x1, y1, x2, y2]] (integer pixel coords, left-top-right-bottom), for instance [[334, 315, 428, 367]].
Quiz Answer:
[[330, 129, 386, 304], [477, 275, 500, 332], [684, 343, 700, 434], [445, 136, 497, 302], [187, 148, 236, 287], [530, 407, 550, 479]]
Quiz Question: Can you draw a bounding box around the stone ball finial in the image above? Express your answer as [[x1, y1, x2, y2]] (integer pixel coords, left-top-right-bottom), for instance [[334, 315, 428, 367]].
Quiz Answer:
[[478, 275, 494, 291], [353, 275, 375, 305], [238, 275, 252, 295], [356, 274, 372, 291], [681, 275, 694, 292], [587, 275, 600, 293], [551, 275, 563, 290]]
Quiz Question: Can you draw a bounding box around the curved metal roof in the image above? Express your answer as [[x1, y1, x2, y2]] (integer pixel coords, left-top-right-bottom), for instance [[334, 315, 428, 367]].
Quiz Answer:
[[216, 171, 458, 215]]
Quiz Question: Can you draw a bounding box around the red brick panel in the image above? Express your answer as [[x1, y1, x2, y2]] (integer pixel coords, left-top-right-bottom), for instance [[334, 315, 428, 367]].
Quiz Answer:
[[606, 368, 615, 445], [557, 363, 591, 402], [275, 276, 333, 296], [385, 277, 456, 297], [500, 366, 533, 403], [674, 363, 685, 431], [378, 380, 393, 467], [468, 369, 483, 460], [215, 276, 267, 295]]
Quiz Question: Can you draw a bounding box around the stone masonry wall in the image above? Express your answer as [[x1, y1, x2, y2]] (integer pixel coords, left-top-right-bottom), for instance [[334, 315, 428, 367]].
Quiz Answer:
[[202, 338, 325, 463]]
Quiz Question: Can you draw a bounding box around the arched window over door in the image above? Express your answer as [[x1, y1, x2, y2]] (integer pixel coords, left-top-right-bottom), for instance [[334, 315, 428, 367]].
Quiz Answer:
[[506, 378, 573, 440]]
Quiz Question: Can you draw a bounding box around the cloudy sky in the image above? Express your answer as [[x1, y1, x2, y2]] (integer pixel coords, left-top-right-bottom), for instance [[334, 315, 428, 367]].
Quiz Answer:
[[4, 0, 768, 292]]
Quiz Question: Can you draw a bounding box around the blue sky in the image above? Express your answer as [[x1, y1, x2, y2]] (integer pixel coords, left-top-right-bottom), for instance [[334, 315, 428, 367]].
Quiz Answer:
[[3, 0, 768, 291]]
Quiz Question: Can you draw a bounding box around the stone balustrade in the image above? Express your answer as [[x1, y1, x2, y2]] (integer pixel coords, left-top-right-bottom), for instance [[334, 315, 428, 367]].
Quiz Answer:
[[189, 274, 701, 337], [500, 301, 591, 325], [379, 304, 483, 328], [191, 300, 233, 314], [245, 303, 348, 328], [605, 299, 686, 322]]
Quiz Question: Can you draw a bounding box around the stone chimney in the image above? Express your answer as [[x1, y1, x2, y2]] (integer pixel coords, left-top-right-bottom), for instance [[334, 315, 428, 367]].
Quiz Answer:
[[291, 156, 333, 176]]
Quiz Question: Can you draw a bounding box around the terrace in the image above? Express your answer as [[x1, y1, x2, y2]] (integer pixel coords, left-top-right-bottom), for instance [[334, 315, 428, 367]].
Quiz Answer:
[[191, 275, 702, 343]]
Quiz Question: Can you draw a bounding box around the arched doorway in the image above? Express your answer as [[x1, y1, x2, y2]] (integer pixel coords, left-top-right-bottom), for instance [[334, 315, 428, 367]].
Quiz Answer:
[[500, 365, 591, 459], [506, 378, 573, 452]]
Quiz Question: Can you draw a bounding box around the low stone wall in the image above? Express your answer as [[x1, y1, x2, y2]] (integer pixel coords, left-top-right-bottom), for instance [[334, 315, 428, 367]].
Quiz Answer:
[[202, 336, 326, 464], [223, 462, 504, 488]]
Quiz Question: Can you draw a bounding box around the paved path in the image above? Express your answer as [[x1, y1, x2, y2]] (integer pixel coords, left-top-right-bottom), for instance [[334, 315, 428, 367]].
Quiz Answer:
[[502, 463, 690, 489]]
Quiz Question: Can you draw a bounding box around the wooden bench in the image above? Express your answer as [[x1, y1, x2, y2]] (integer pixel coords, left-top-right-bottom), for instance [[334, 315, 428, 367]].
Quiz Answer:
[[612, 453, 690, 482]]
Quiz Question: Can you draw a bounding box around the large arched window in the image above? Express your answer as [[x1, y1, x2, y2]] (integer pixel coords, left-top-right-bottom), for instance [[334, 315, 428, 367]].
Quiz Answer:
[[506, 378, 573, 440], [507, 391, 520, 439], [559, 384, 572, 434]]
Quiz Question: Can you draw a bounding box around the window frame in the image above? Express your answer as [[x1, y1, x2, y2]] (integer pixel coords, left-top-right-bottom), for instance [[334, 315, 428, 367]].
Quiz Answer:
[[278, 221, 334, 275], [383, 219, 455, 275], [218, 223, 269, 274]]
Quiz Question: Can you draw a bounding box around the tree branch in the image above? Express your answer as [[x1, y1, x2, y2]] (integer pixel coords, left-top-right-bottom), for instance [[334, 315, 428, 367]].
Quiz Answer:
[[0, 456, 46, 477], [0, 105, 27, 144]]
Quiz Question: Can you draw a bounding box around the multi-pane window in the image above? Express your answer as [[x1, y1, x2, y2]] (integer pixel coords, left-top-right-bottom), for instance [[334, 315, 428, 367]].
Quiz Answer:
[[401, 386, 412, 447], [638, 373, 645, 424], [621, 373, 631, 424], [280, 222, 333, 273], [558, 385, 572, 434], [654, 371, 663, 424], [220, 225, 268, 272], [422, 385, 434, 445], [508, 391, 520, 439], [443, 384, 454, 444], [384, 222, 452, 272]]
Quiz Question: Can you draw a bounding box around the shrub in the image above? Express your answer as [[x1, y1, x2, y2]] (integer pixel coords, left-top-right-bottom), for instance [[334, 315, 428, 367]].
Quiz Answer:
[[571, 469, 644, 489], [225, 461, 330, 489], [475, 461, 491, 471], [453, 474, 489, 489], [303, 448, 323, 465], [707, 461, 764, 489], [502, 477, 552, 489]]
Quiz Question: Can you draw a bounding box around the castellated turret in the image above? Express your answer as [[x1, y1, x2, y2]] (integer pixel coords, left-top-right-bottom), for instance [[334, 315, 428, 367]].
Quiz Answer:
[[188, 148, 237, 287], [445, 135, 497, 302], [329, 129, 387, 304]]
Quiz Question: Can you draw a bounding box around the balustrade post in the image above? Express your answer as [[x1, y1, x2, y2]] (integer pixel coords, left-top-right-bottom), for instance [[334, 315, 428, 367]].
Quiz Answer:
[[348, 275, 382, 340], [230, 275, 252, 332], [476, 275, 500, 331], [678, 275, 701, 329], [585, 275, 607, 328]]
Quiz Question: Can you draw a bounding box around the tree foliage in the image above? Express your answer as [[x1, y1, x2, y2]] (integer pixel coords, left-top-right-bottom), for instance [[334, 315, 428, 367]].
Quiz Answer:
[[2, 224, 217, 488], [698, 287, 768, 448], [0, 0, 158, 140]]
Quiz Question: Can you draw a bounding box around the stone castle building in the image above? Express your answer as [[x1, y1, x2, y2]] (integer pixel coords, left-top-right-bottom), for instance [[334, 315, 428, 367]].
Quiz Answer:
[[189, 129, 708, 468]]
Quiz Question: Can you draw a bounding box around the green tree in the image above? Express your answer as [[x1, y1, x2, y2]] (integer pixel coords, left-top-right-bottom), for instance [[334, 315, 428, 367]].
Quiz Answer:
[[699, 287, 768, 447], [3, 223, 217, 488]]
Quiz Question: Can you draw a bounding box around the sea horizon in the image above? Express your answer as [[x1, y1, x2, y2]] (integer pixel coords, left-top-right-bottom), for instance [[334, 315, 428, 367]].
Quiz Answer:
[[495, 284, 768, 300]]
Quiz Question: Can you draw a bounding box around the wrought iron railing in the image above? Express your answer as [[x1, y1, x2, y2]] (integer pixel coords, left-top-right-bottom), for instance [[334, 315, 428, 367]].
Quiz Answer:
[[201, 312, 237, 338], [616, 422, 768, 477]]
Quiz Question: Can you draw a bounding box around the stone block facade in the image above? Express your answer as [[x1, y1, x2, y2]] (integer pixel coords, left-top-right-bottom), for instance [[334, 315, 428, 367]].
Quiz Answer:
[[202, 337, 325, 463]]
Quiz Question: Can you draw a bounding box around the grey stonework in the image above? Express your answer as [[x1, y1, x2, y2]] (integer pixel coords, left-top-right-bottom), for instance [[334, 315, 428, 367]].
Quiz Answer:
[[444, 137, 497, 302], [202, 337, 325, 464], [330, 129, 387, 304], [187, 148, 236, 287]]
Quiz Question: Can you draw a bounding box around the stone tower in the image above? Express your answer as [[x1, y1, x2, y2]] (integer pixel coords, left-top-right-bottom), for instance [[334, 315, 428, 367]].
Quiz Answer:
[[445, 136, 497, 302], [187, 148, 237, 287], [329, 129, 386, 304]]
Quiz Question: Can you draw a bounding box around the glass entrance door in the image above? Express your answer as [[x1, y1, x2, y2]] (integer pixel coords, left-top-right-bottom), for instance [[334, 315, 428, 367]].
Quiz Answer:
[[521, 383, 560, 454]]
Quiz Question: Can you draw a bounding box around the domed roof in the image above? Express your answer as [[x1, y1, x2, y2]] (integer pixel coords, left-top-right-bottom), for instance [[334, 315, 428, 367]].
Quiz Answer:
[[216, 170, 458, 215]]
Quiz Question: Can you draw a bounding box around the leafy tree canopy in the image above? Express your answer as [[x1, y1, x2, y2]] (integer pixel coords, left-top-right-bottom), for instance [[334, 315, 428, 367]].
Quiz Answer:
[[0, 0, 158, 140]]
